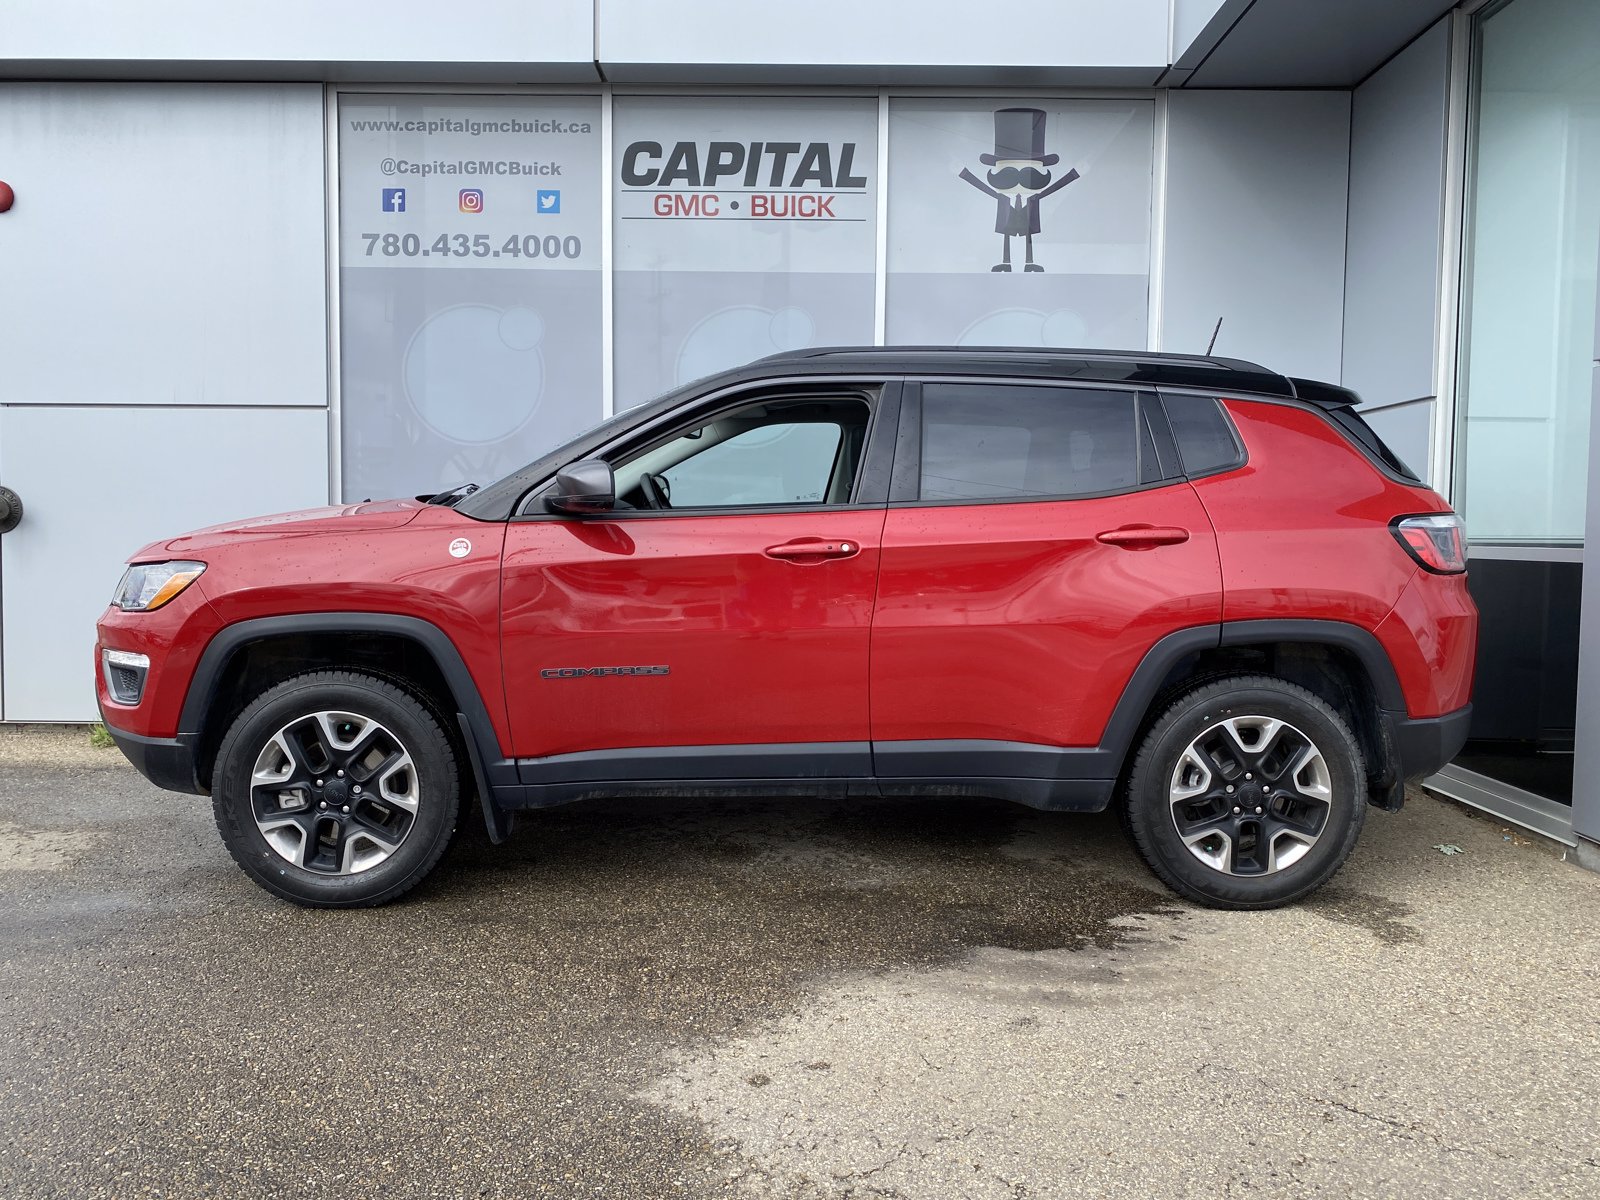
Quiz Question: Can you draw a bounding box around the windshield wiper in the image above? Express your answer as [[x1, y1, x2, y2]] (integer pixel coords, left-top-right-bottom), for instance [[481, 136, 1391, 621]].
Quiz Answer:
[[426, 482, 480, 507]]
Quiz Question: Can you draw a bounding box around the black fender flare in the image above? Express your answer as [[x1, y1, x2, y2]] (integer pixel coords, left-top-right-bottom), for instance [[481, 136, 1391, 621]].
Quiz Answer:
[[180, 612, 516, 838], [1097, 617, 1406, 762]]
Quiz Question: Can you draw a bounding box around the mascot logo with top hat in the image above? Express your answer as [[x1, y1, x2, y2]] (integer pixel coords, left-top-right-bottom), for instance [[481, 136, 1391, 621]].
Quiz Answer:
[[958, 107, 1080, 272]]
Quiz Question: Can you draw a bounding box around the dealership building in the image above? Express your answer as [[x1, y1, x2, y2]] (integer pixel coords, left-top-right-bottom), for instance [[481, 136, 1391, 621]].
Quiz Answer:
[[2, 0, 1597, 866]]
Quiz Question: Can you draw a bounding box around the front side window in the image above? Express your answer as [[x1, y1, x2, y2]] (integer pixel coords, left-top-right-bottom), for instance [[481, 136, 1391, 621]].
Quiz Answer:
[[613, 396, 871, 510], [918, 384, 1139, 501]]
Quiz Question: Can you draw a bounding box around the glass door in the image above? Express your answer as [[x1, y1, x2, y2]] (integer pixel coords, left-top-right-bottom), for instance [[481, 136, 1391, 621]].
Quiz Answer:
[[1433, 0, 1600, 836]]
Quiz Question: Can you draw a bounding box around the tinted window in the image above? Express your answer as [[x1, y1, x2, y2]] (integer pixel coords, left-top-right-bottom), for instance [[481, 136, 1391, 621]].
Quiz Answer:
[[919, 384, 1139, 502], [1163, 393, 1243, 476], [665, 422, 845, 506], [612, 396, 870, 509], [1326, 406, 1420, 482]]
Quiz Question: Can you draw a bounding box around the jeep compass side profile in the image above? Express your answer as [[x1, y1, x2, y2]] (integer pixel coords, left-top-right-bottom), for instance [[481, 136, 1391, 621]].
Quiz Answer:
[[95, 349, 1477, 909]]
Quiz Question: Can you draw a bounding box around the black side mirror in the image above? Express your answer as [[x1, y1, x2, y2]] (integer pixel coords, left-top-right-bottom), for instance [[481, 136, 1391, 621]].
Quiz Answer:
[[546, 459, 616, 514]]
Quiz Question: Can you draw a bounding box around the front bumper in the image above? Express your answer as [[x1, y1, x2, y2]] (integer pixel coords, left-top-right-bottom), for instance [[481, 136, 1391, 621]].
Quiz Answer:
[[103, 719, 205, 795], [1386, 703, 1474, 782]]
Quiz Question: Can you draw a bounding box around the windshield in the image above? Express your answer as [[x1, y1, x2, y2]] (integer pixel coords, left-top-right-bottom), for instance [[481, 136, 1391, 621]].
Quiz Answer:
[[454, 374, 727, 521]]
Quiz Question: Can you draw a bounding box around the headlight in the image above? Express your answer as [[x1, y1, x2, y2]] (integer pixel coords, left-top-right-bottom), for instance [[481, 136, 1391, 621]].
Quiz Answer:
[[113, 561, 206, 611]]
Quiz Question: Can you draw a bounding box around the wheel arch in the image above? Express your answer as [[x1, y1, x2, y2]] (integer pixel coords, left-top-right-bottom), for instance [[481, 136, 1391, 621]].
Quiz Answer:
[[1103, 620, 1407, 809], [181, 614, 513, 834]]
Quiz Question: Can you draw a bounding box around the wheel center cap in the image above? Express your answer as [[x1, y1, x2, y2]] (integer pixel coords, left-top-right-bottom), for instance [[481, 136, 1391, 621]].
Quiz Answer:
[[323, 778, 351, 806]]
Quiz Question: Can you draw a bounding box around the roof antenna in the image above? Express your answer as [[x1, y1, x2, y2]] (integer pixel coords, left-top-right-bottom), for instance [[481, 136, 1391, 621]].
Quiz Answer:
[[1205, 317, 1223, 356]]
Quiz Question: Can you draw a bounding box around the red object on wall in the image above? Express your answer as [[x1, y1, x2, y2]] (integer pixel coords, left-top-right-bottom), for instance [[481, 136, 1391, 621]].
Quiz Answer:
[[0, 181, 13, 212]]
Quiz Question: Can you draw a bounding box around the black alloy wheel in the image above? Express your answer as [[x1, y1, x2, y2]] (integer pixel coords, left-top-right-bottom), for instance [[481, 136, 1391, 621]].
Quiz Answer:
[[1123, 674, 1367, 909], [212, 671, 460, 907]]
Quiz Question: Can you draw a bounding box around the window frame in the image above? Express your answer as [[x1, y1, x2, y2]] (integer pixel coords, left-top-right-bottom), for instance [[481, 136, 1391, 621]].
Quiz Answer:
[[511, 378, 901, 521], [887, 377, 1182, 508], [1155, 390, 1248, 481], [618, 396, 867, 510]]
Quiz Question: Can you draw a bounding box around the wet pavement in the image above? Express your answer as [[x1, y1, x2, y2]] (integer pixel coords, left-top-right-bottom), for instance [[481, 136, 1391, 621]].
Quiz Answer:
[[1, 726, 1597, 1199]]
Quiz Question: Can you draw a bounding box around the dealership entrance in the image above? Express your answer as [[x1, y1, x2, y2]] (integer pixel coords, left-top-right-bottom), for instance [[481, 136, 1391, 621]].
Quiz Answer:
[[1421, 0, 1600, 855]]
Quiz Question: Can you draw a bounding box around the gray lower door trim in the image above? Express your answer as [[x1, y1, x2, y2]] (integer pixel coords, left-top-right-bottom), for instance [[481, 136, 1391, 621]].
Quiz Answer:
[[1424, 764, 1578, 847], [518, 741, 871, 785]]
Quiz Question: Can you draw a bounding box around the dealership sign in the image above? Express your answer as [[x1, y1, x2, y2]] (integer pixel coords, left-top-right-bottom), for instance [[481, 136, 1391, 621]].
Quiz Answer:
[[618, 139, 870, 221]]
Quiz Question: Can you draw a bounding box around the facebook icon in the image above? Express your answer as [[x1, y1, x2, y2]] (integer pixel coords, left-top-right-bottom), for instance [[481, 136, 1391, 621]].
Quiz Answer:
[[382, 188, 406, 213]]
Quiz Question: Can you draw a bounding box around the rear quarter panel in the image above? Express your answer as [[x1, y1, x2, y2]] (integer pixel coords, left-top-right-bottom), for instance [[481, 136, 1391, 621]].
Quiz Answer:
[[1197, 400, 1432, 630], [1197, 398, 1476, 717]]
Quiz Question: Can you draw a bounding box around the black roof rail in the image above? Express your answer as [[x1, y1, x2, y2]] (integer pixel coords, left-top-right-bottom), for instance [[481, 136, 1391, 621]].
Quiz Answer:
[[759, 345, 1273, 373], [753, 345, 1363, 408]]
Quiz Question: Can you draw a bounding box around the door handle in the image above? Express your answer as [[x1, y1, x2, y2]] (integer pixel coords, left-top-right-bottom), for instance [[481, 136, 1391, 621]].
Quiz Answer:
[[0, 486, 21, 535], [764, 538, 860, 562], [1095, 525, 1189, 549]]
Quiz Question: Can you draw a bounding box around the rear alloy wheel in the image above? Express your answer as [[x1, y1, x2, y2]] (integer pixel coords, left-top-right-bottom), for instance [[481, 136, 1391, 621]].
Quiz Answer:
[[1124, 675, 1366, 909], [212, 671, 460, 907]]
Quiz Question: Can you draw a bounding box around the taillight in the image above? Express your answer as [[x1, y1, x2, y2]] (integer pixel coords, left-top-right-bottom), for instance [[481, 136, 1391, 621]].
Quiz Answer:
[[1392, 513, 1467, 574]]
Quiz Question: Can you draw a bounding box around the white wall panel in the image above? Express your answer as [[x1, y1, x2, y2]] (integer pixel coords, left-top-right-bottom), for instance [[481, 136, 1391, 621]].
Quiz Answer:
[[0, 406, 331, 722], [1342, 19, 1450, 412], [598, 0, 1167, 72], [0, 84, 328, 407], [1161, 90, 1350, 381], [1172, 0, 1231, 63], [5, 1, 592, 68]]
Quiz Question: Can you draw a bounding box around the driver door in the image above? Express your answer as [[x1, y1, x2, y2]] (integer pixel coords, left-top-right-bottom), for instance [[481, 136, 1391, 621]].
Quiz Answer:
[[499, 383, 896, 785]]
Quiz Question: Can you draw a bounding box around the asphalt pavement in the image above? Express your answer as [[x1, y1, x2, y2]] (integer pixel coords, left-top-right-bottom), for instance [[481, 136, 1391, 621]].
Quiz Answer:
[[1, 726, 1596, 1199]]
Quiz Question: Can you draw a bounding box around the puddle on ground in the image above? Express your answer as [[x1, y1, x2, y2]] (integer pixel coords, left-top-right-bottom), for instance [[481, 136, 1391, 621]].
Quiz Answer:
[[1307, 886, 1424, 946]]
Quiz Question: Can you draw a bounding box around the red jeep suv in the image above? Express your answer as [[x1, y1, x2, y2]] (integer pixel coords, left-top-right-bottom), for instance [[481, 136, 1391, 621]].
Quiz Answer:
[[95, 349, 1476, 910]]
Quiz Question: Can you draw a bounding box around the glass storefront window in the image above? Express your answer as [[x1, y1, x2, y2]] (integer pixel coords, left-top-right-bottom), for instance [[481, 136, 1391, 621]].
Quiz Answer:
[[1457, 0, 1600, 542], [1440, 0, 1600, 809], [885, 98, 1152, 349], [612, 96, 879, 406], [334, 92, 1157, 500], [337, 94, 604, 502]]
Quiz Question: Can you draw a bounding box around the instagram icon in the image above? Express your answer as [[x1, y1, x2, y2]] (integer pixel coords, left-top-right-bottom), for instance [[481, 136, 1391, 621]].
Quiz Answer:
[[458, 188, 484, 213]]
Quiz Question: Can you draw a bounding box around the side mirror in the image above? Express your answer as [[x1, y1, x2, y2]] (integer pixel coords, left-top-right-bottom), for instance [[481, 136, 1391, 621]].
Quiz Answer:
[[546, 458, 615, 515]]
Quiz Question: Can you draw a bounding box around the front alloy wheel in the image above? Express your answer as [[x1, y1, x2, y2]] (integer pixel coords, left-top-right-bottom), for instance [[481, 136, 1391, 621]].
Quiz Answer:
[[213, 671, 460, 907], [1124, 675, 1366, 909], [250, 710, 422, 875]]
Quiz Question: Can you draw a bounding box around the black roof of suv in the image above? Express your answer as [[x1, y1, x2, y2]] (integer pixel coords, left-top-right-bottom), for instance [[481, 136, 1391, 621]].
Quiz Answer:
[[457, 346, 1380, 521]]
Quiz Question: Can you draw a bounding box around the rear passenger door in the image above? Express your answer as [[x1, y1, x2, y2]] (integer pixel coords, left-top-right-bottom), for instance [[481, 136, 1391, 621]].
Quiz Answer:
[[870, 381, 1223, 781]]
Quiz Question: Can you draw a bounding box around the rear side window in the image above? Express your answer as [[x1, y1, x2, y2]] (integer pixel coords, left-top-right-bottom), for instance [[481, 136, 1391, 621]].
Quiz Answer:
[[919, 384, 1139, 501], [1162, 393, 1243, 476], [1325, 405, 1421, 482]]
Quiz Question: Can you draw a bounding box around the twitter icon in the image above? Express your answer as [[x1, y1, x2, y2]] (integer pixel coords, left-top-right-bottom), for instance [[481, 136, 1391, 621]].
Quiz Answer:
[[536, 189, 561, 214]]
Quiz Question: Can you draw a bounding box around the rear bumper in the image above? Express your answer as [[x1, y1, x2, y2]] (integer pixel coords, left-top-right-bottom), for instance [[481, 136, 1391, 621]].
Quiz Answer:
[[1386, 703, 1473, 782], [103, 718, 205, 795]]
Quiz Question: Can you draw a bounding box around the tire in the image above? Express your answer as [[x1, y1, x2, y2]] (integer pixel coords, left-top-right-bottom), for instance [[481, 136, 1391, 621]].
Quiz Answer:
[[212, 670, 461, 907], [1123, 674, 1366, 910]]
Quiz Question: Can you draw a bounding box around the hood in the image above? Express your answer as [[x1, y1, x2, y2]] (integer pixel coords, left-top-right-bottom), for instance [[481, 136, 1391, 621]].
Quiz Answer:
[[130, 498, 427, 560]]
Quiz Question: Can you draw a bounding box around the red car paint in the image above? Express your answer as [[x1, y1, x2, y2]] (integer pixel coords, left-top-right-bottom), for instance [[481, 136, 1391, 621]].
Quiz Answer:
[[869, 483, 1223, 747], [500, 508, 886, 757], [94, 392, 1475, 776], [1195, 400, 1475, 716]]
